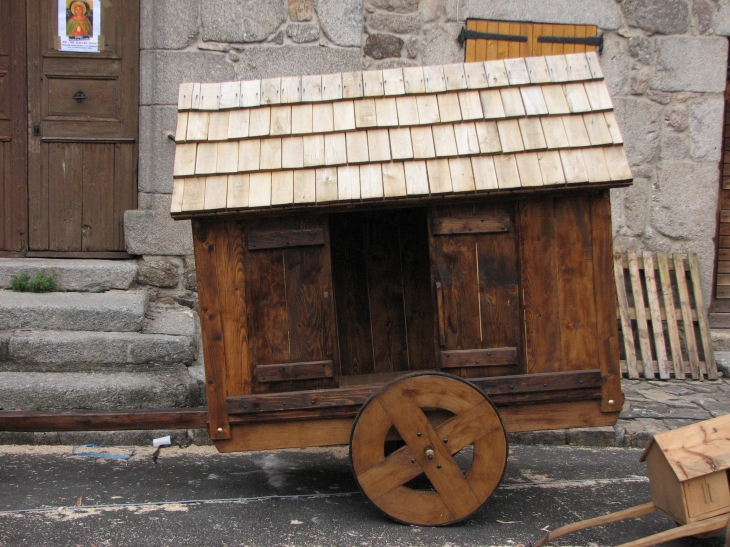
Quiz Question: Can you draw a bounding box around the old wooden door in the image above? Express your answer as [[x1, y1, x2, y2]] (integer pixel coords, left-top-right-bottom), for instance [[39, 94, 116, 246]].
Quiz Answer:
[[26, 0, 138, 255], [0, 2, 28, 253], [428, 203, 522, 379]]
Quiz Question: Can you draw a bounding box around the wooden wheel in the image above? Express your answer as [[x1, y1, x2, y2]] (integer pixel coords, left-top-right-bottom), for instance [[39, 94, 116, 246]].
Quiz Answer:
[[349, 372, 508, 526]]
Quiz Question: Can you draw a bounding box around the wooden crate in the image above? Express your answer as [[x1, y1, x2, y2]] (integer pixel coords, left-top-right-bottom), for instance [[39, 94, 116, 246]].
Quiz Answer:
[[614, 251, 717, 380]]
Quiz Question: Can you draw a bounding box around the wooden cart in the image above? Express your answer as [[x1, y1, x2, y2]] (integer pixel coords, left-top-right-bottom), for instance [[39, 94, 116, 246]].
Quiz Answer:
[[1, 53, 633, 526]]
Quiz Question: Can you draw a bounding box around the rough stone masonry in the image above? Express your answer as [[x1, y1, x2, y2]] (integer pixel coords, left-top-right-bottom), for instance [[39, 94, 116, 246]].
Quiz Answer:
[[127, 0, 730, 305]]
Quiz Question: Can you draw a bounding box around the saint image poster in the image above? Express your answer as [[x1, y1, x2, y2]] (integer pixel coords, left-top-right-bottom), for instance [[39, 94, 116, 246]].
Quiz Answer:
[[58, 0, 102, 52]]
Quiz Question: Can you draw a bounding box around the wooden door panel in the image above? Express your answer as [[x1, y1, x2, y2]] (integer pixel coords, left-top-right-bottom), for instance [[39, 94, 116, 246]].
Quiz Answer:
[[27, 0, 138, 252], [244, 216, 338, 394], [0, 1, 28, 252], [429, 203, 520, 378], [47, 78, 118, 120]]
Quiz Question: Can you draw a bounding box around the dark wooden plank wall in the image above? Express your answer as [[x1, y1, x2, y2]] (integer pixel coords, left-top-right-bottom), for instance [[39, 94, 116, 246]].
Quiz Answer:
[[330, 209, 437, 377], [0, 1, 28, 252], [519, 193, 617, 380], [429, 202, 521, 379]]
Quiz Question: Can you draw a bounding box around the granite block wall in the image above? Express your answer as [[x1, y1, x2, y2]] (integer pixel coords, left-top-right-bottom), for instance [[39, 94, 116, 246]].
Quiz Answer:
[[127, 0, 730, 303]]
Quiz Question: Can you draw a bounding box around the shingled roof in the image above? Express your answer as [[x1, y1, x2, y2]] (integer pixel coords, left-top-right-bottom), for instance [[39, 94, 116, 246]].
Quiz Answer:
[[170, 52, 632, 217]]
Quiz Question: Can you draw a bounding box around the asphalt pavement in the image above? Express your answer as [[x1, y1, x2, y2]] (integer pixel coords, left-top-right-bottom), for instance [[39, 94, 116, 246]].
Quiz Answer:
[[0, 444, 728, 547]]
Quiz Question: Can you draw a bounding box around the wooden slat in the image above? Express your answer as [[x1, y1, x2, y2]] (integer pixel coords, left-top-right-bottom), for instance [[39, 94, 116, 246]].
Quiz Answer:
[[515, 152, 543, 187], [219, 81, 241, 109], [604, 146, 633, 181], [493, 154, 520, 189], [238, 139, 261, 172], [437, 93, 463, 123], [423, 65, 447, 92], [643, 252, 670, 379], [432, 124, 458, 157], [537, 150, 566, 185], [657, 252, 685, 378], [440, 347, 517, 369], [259, 137, 282, 170], [500, 88, 525, 117], [411, 127, 436, 159], [333, 101, 356, 131], [325, 133, 347, 166], [583, 113, 613, 145], [520, 86, 548, 116], [458, 91, 483, 120], [390, 128, 415, 159], [518, 118, 547, 150], [248, 171, 272, 207], [355, 99, 378, 128], [546, 54, 570, 82], [395, 96, 420, 125], [432, 214, 511, 236], [382, 68, 406, 95], [416, 95, 441, 124], [195, 142, 218, 175], [563, 83, 592, 113], [241, 79, 262, 107], [281, 136, 304, 169], [342, 71, 364, 98], [484, 60, 509, 87], [403, 66, 426, 94], [362, 69, 385, 97], [559, 149, 588, 183], [216, 141, 239, 173], [182, 176, 206, 212], [174, 143, 197, 176], [471, 156, 499, 190], [585, 51, 604, 78], [248, 229, 324, 250], [312, 103, 334, 133], [322, 72, 343, 101], [346, 131, 370, 163], [583, 80, 613, 111], [581, 148, 610, 183], [375, 98, 399, 126], [542, 85, 571, 115], [674, 252, 701, 379], [303, 134, 325, 167], [175, 112, 189, 142], [261, 77, 281, 105], [291, 104, 313, 134], [203, 175, 228, 210], [228, 109, 250, 139], [208, 111, 230, 141], [249, 107, 271, 136], [504, 57, 530, 85], [541, 117, 569, 149], [614, 255, 639, 378], [475, 121, 502, 153], [404, 160, 429, 195], [199, 82, 221, 110], [280, 76, 302, 103], [448, 157, 476, 192], [255, 360, 334, 383], [526, 56, 551, 83], [480, 89, 506, 118], [359, 163, 384, 199], [565, 53, 591, 81], [316, 166, 338, 203], [270, 106, 292, 136], [302, 74, 323, 102], [191, 83, 202, 109], [497, 119, 525, 153], [171, 179, 185, 213], [271, 170, 294, 205], [367, 129, 392, 162], [186, 111, 210, 141], [443, 63, 468, 90], [453, 122, 480, 155], [178, 83, 195, 110], [337, 164, 360, 200], [627, 250, 654, 378], [294, 169, 316, 203], [381, 161, 407, 197], [689, 254, 718, 379], [562, 115, 591, 147], [227, 173, 250, 208], [426, 158, 453, 193], [464, 61, 488, 89]]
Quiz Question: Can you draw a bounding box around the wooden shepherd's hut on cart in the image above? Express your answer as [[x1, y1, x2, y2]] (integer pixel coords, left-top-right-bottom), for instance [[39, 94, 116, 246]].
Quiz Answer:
[[0, 51, 633, 527], [170, 51, 632, 524]]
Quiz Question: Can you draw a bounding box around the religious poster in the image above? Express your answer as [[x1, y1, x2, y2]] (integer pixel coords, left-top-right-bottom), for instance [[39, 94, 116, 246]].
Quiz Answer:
[[58, 0, 101, 52]]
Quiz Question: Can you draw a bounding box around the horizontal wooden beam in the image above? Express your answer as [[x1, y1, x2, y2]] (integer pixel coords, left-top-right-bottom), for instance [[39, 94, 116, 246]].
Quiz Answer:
[[0, 407, 209, 432], [440, 347, 517, 368], [248, 229, 324, 250], [255, 360, 334, 383], [431, 215, 511, 236]]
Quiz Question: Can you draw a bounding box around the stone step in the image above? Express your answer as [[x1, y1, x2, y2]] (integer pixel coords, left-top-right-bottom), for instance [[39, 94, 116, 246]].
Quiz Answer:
[[0, 258, 137, 292], [714, 351, 730, 376], [0, 290, 147, 332], [1, 331, 195, 370], [0, 368, 203, 412]]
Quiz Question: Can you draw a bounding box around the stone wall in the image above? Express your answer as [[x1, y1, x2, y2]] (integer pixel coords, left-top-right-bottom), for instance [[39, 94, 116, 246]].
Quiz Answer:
[[127, 0, 730, 303]]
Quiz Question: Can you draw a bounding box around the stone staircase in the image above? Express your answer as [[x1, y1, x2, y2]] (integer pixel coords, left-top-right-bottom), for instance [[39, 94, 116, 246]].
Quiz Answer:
[[0, 258, 204, 445]]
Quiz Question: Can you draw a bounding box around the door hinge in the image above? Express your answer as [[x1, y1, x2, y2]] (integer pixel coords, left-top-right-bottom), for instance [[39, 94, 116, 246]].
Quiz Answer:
[[537, 34, 604, 54], [33, 124, 41, 137], [458, 27, 527, 47]]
